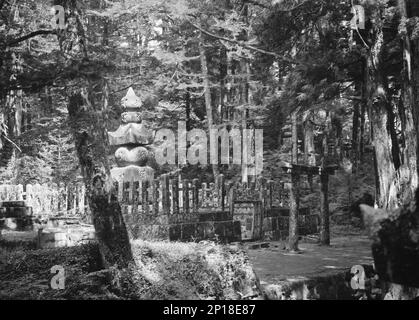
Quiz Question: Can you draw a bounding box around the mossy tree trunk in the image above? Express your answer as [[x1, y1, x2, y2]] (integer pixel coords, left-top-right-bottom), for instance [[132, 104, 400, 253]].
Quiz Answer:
[[398, 0, 419, 203], [67, 88, 134, 269], [367, 4, 418, 210]]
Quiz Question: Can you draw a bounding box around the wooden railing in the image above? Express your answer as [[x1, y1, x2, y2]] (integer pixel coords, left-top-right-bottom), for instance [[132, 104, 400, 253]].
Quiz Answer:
[[0, 183, 87, 216], [0, 175, 285, 218], [112, 174, 285, 216]]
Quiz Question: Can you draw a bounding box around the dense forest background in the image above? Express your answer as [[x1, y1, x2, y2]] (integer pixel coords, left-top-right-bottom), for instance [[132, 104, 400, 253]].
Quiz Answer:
[[1, 0, 419, 218]]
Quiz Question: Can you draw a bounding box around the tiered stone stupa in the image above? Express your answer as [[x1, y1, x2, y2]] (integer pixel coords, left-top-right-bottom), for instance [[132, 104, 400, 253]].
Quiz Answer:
[[108, 87, 155, 183]]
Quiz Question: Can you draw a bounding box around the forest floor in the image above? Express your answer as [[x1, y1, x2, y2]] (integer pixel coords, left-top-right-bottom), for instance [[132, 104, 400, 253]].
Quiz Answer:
[[0, 239, 262, 300], [0, 222, 371, 300]]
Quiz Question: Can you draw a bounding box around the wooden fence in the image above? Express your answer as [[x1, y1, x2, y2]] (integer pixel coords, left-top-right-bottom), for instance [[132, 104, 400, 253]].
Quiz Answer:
[[111, 174, 286, 216], [0, 175, 286, 218], [0, 183, 87, 216]]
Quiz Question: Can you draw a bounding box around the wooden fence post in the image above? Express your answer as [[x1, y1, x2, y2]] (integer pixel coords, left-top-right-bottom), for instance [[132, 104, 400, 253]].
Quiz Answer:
[[151, 179, 159, 215], [142, 181, 149, 215], [161, 174, 170, 215], [218, 174, 225, 211], [171, 178, 179, 215], [192, 179, 199, 214], [183, 179, 190, 215]]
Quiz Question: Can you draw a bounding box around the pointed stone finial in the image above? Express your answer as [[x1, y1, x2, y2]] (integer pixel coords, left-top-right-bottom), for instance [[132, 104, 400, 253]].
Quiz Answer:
[[126, 87, 136, 97], [121, 87, 142, 109]]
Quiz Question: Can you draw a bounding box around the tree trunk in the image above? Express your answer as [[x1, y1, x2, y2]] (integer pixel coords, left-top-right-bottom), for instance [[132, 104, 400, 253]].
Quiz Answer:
[[291, 110, 299, 164], [304, 116, 315, 191], [398, 0, 419, 203], [240, 60, 251, 182], [360, 62, 367, 162], [219, 46, 228, 122], [240, 5, 251, 183], [352, 93, 360, 167], [185, 90, 191, 131], [319, 170, 330, 245], [67, 89, 134, 269], [199, 39, 219, 178], [367, 24, 398, 210], [367, 3, 418, 209], [289, 170, 300, 252], [289, 109, 300, 251]]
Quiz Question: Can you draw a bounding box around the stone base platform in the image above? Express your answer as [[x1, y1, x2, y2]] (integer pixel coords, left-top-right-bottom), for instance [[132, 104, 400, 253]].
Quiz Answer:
[[123, 209, 241, 243], [125, 218, 241, 243], [37, 226, 96, 249]]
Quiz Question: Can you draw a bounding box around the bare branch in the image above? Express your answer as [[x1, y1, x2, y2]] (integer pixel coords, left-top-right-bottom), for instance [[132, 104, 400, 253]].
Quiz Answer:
[[4, 29, 57, 47], [187, 20, 298, 64]]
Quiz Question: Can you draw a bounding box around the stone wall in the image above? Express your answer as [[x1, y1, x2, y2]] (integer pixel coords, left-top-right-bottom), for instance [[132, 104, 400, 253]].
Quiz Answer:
[[123, 208, 241, 242]]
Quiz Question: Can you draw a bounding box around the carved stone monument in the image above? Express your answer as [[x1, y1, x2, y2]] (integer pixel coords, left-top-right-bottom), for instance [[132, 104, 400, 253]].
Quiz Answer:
[[108, 87, 155, 183]]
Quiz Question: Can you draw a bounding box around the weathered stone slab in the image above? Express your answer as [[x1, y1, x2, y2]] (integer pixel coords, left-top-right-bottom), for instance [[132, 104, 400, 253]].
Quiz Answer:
[[181, 223, 196, 240], [224, 221, 234, 240], [198, 211, 230, 222], [201, 221, 215, 239], [233, 221, 241, 240], [169, 224, 182, 241], [214, 222, 226, 238]]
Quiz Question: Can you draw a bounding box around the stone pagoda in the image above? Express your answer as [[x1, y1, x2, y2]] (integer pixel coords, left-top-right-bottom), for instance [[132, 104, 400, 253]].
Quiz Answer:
[[108, 87, 155, 183]]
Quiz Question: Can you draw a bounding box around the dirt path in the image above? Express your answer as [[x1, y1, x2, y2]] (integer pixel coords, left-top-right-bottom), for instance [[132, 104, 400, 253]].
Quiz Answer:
[[246, 236, 373, 299]]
